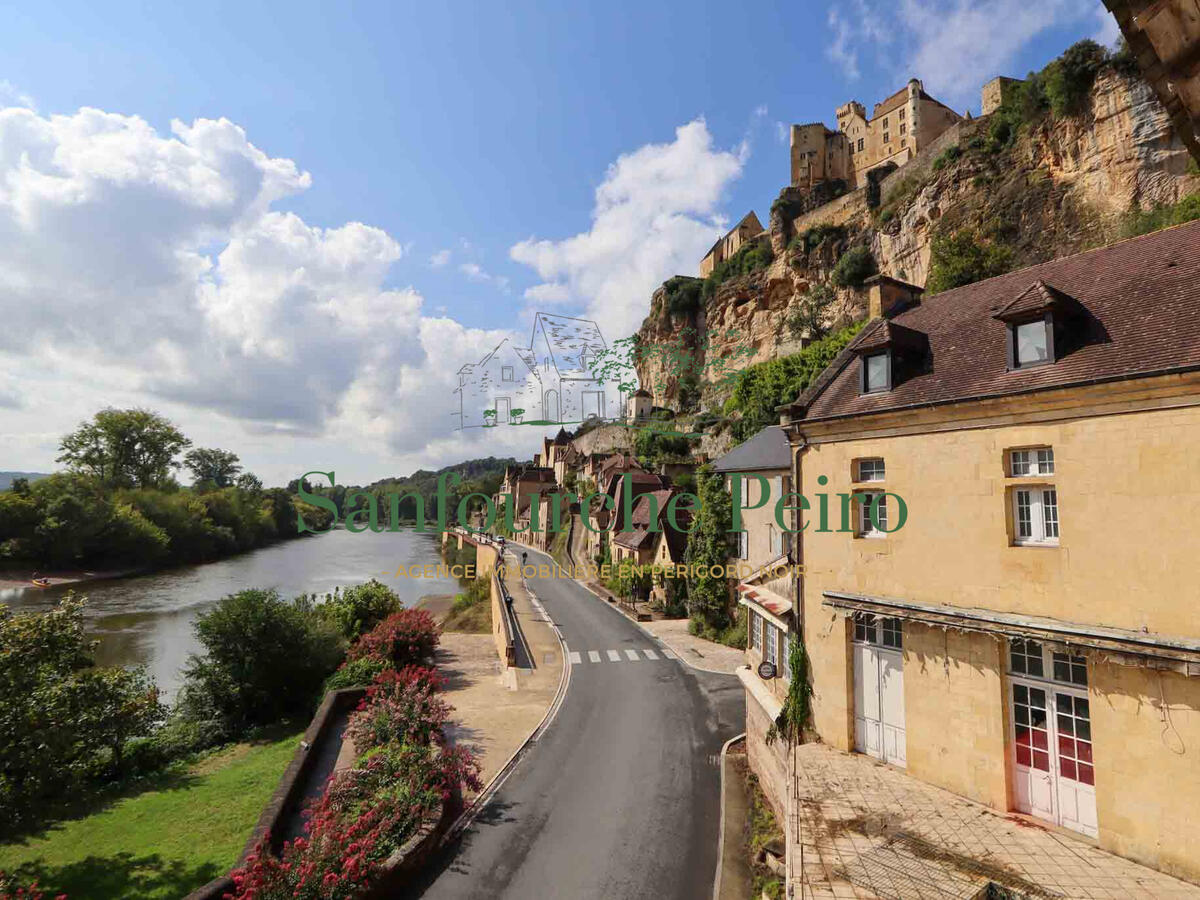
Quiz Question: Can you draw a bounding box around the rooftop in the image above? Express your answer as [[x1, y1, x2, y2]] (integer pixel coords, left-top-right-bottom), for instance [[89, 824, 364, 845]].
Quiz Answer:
[[713, 425, 791, 472], [791, 221, 1200, 422]]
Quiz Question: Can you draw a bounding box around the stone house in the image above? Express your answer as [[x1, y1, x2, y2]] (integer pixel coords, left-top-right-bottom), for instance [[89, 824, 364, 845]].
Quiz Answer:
[[699, 211, 765, 278], [770, 220, 1200, 883], [584, 469, 669, 564]]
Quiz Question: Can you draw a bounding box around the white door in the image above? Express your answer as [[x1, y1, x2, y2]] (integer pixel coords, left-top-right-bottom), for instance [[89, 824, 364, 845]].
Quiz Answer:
[[853, 623, 906, 768], [494, 397, 510, 424], [1009, 678, 1097, 837]]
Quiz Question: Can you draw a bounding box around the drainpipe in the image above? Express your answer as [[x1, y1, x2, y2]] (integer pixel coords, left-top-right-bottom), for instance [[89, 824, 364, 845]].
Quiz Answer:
[[787, 432, 807, 900]]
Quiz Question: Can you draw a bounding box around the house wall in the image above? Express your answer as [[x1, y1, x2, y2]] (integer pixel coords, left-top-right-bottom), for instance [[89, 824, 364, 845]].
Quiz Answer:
[[738, 666, 790, 828], [724, 469, 789, 575], [796, 383, 1200, 880]]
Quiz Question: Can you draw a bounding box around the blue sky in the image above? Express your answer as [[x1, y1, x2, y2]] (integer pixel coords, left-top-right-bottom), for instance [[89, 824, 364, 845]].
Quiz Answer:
[[0, 1, 1116, 483]]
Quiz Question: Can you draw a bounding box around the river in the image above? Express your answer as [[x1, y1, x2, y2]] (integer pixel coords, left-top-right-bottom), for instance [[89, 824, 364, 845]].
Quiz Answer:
[[0, 528, 459, 699]]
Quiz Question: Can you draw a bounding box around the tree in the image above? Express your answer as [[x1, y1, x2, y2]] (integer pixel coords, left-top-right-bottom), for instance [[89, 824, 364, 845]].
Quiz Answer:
[[179, 588, 344, 731], [786, 283, 837, 341], [57, 408, 191, 488], [316, 579, 403, 639], [184, 447, 243, 488], [684, 465, 732, 632], [831, 246, 878, 288], [0, 596, 164, 832], [235, 472, 264, 494], [926, 229, 1015, 294]]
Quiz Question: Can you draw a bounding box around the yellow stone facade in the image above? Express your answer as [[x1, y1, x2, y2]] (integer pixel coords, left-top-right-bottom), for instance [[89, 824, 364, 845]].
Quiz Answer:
[[792, 373, 1200, 882]]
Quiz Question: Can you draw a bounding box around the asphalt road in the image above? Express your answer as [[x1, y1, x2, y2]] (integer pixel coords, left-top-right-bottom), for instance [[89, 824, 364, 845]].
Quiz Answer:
[[401, 545, 745, 900]]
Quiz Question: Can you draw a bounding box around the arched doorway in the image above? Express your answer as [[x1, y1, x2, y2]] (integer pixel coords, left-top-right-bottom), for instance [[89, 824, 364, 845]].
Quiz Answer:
[[543, 389, 560, 424]]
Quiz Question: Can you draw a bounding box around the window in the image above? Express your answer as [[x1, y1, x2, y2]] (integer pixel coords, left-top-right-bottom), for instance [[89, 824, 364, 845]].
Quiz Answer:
[[750, 611, 762, 650], [857, 491, 888, 538], [853, 613, 902, 647], [764, 623, 778, 668], [856, 458, 885, 482], [501, 365, 514, 381], [1010, 640, 1088, 688], [899, 108, 905, 120], [1013, 319, 1051, 368], [737, 530, 748, 559], [900, 123, 906, 135], [769, 524, 782, 556], [863, 352, 889, 393], [881, 618, 903, 649], [1013, 487, 1059, 545], [883, 116, 889, 127], [883, 132, 890, 143], [780, 632, 792, 681], [853, 613, 877, 643], [857, 138, 864, 152], [1009, 447, 1054, 477], [901, 139, 907, 148]]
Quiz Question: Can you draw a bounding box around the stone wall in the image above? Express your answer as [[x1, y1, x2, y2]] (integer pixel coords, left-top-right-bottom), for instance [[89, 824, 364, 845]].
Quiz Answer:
[[739, 667, 790, 827], [789, 186, 869, 233]]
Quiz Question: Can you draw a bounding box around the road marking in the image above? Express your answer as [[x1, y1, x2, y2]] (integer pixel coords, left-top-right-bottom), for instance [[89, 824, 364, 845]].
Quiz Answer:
[[607, 650, 621, 662], [588, 650, 601, 663], [659, 648, 676, 659], [625, 648, 640, 661], [569, 651, 582, 665], [642, 648, 658, 660]]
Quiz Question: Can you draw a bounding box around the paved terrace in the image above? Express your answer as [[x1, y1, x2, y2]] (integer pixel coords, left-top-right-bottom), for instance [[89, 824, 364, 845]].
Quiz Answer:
[[792, 743, 1200, 900]]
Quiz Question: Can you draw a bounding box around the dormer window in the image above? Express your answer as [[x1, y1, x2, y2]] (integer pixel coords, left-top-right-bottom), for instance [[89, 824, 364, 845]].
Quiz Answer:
[[863, 352, 890, 393], [1013, 318, 1052, 368]]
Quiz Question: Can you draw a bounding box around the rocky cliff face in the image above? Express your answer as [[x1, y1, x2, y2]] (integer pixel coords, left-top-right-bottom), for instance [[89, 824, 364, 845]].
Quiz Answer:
[[634, 68, 1198, 419]]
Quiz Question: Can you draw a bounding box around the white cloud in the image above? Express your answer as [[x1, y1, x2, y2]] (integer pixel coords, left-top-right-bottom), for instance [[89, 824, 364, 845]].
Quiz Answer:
[[429, 248, 451, 267], [509, 118, 743, 338], [0, 81, 35, 111], [459, 261, 510, 291], [775, 121, 789, 144], [0, 104, 554, 483], [523, 282, 571, 305]]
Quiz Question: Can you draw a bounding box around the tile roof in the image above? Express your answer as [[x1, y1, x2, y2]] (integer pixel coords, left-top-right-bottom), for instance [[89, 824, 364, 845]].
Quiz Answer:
[[793, 221, 1200, 422], [713, 425, 791, 472]]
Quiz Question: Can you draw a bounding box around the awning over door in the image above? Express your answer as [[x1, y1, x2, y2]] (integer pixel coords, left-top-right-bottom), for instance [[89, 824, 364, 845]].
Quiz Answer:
[[823, 590, 1200, 674]]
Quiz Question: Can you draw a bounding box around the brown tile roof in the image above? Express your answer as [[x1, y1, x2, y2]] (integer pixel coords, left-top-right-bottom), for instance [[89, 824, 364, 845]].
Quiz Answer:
[[792, 221, 1200, 422]]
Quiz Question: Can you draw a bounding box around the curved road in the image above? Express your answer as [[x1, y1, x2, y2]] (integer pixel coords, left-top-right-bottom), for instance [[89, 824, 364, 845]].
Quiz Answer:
[[402, 545, 745, 899]]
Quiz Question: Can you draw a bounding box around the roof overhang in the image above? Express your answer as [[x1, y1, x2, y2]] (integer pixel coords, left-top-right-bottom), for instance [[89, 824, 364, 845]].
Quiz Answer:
[[738, 582, 793, 632], [823, 591, 1200, 672]]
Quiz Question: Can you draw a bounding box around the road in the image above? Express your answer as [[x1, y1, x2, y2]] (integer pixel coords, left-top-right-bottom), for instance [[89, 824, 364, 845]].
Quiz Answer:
[[402, 545, 745, 900]]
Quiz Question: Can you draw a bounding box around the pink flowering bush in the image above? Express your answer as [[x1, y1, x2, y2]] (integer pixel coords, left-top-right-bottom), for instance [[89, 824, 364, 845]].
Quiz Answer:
[[347, 609, 440, 668], [225, 664, 479, 899], [0, 873, 65, 900]]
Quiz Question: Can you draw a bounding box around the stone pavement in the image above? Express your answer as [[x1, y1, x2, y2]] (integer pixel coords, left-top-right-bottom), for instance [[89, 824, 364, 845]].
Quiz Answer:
[[791, 742, 1200, 900], [640, 617, 745, 674], [437, 567, 563, 792]]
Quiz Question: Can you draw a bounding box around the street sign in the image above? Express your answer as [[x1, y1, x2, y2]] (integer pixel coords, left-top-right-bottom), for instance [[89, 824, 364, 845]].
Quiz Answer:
[[757, 661, 777, 679]]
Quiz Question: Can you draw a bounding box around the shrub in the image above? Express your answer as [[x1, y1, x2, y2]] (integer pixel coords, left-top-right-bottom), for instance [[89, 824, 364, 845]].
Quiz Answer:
[[724, 323, 864, 443], [1043, 39, 1108, 118], [684, 466, 733, 632], [178, 588, 345, 732], [348, 608, 440, 668], [789, 223, 845, 255], [0, 873, 63, 900], [318, 579, 403, 639], [662, 276, 704, 315], [786, 283, 836, 341], [324, 656, 391, 693], [925, 229, 1015, 294], [346, 667, 448, 751], [931, 144, 962, 171], [0, 597, 165, 831], [830, 246, 877, 289], [702, 239, 773, 300], [1119, 193, 1200, 238]]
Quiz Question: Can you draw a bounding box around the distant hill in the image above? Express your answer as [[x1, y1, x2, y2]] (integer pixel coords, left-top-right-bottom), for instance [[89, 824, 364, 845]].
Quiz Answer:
[[0, 471, 50, 491]]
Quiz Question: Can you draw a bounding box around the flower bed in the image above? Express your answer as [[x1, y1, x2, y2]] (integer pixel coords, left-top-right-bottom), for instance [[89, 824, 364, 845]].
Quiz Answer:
[[224, 614, 478, 899]]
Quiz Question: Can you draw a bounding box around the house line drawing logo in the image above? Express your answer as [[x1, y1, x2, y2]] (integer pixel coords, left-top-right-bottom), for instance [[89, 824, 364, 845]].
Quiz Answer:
[[453, 312, 627, 429]]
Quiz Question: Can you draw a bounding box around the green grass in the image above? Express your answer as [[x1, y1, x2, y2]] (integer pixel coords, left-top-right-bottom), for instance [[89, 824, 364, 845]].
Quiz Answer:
[[0, 729, 302, 900]]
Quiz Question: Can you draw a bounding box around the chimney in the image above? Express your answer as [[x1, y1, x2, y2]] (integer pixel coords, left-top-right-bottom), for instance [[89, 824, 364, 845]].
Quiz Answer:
[[866, 275, 923, 319]]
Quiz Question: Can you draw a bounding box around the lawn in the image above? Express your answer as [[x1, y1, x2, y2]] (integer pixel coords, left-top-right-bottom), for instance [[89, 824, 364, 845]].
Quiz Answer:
[[0, 729, 303, 900]]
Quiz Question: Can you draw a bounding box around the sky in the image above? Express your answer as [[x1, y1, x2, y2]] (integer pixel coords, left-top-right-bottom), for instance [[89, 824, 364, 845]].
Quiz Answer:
[[0, 0, 1119, 486]]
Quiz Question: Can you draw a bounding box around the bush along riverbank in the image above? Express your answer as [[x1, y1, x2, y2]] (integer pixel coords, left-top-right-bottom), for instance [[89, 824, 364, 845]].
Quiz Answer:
[[0, 577, 477, 899]]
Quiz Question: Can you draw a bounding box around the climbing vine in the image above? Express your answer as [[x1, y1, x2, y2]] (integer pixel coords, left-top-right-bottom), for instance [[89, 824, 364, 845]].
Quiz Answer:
[[767, 635, 814, 746]]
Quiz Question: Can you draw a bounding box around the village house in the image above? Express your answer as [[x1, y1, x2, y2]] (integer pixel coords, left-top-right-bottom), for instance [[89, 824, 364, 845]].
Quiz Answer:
[[768, 221, 1200, 883], [698, 212, 765, 277], [584, 468, 668, 564], [493, 463, 557, 536], [611, 489, 691, 603], [790, 78, 961, 192]]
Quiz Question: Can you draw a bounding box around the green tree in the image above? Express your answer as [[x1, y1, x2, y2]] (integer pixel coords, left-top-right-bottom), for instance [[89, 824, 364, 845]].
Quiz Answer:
[[1042, 39, 1108, 118], [831, 246, 878, 288], [786, 283, 837, 341], [316, 579, 403, 639], [57, 408, 191, 488], [684, 466, 732, 632], [925, 229, 1015, 294], [0, 597, 164, 832], [184, 447, 243, 488], [178, 588, 345, 732]]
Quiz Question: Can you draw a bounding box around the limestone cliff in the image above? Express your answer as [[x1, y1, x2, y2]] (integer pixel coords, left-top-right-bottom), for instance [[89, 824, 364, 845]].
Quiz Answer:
[[634, 68, 1198, 419]]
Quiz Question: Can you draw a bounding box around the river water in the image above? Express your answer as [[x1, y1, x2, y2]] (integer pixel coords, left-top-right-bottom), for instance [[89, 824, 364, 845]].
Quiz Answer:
[[0, 528, 458, 699]]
